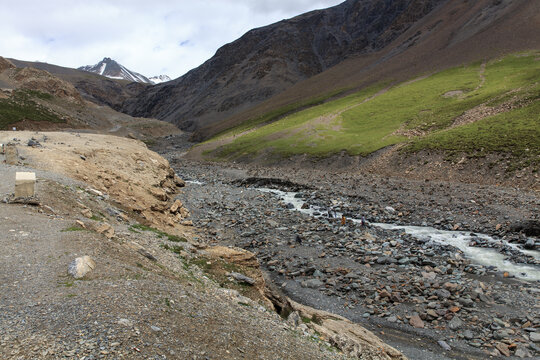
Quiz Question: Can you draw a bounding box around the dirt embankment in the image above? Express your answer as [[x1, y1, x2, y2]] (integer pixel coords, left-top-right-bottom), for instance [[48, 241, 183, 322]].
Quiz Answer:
[[1, 131, 190, 234]]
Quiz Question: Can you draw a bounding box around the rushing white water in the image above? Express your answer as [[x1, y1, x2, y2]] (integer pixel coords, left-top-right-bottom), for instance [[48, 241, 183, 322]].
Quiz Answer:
[[372, 223, 540, 281], [186, 180, 206, 185], [257, 188, 540, 281]]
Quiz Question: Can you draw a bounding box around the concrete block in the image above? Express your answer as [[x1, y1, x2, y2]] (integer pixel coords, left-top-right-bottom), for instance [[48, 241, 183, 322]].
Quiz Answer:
[[15, 172, 36, 197]]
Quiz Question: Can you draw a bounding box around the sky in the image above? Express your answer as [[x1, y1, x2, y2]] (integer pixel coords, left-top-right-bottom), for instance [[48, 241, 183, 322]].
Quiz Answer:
[[0, 0, 344, 79]]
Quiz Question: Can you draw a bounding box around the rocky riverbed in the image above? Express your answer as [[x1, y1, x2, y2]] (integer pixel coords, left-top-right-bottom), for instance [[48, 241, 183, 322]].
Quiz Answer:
[[154, 135, 540, 359]]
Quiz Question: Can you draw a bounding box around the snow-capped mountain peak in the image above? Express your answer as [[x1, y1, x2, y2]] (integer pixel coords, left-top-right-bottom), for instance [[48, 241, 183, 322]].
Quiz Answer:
[[148, 75, 171, 84], [78, 57, 154, 84]]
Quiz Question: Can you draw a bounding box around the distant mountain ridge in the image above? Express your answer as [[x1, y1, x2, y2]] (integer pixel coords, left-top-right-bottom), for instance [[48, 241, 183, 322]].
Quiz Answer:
[[79, 57, 169, 85]]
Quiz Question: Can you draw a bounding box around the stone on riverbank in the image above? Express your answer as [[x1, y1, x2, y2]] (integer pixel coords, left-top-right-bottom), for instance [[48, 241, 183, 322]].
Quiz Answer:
[[68, 256, 96, 279]]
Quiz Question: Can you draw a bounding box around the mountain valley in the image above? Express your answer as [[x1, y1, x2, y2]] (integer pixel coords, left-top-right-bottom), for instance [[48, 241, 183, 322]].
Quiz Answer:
[[0, 0, 539, 359]]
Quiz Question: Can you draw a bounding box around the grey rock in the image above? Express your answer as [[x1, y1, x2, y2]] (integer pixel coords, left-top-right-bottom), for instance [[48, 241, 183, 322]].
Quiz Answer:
[[229, 272, 255, 285], [530, 332, 540, 342], [524, 239, 536, 250], [435, 289, 451, 299], [494, 329, 511, 340], [514, 345, 532, 358], [448, 316, 463, 331], [397, 257, 410, 265], [438, 340, 451, 351], [118, 318, 133, 327], [302, 279, 324, 289], [376, 256, 396, 265], [287, 311, 301, 327], [459, 298, 474, 307]]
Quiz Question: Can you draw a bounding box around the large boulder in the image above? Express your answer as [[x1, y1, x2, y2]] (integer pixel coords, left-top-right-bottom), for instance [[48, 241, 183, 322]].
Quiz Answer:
[[509, 220, 540, 236], [289, 299, 407, 360], [205, 246, 259, 267], [68, 256, 96, 279]]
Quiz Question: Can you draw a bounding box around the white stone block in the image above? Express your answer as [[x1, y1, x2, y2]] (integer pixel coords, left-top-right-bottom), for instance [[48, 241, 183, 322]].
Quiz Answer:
[[15, 172, 36, 197]]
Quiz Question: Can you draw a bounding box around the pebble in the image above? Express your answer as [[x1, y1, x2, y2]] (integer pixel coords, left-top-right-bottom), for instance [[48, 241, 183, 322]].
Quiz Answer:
[[438, 340, 451, 351], [448, 316, 463, 331], [409, 315, 424, 329]]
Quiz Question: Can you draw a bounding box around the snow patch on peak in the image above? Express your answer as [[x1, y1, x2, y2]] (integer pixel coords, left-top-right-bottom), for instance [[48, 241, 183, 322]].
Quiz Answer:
[[98, 62, 106, 75], [149, 75, 172, 84], [78, 57, 153, 84]]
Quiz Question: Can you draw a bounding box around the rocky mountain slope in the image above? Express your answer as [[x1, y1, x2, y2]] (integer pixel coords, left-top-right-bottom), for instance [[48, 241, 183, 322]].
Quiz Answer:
[[122, 0, 447, 131], [122, 0, 540, 139], [194, 0, 540, 140], [9, 58, 148, 111]]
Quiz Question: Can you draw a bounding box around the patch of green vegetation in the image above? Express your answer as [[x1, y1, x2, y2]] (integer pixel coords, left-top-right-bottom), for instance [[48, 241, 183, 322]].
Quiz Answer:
[[169, 236, 187, 243], [66, 293, 77, 298], [186, 256, 258, 299], [160, 243, 184, 254], [0, 89, 64, 129], [209, 84, 386, 159], [58, 280, 75, 287], [189, 257, 213, 271], [211, 89, 351, 140], [90, 215, 102, 221], [132, 273, 143, 280], [61, 226, 85, 232], [406, 99, 540, 171], [22, 89, 54, 100], [136, 262, 148, 270], [142, 138, 156, 147], [204, 52, 540, 161], [164, 298, 171, 307], [129, 224, 186, 242], [301, 314, 323, 325]]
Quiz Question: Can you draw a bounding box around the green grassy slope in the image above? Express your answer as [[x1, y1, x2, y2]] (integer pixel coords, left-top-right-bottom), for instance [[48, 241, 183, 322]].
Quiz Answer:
[[407, 100, 540, 171], [200, 52, 539, 167], [0, 90, 65, 129]]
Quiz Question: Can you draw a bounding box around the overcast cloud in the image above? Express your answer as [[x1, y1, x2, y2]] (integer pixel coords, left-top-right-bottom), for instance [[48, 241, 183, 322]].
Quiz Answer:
[[0, 0, 343, 79]]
